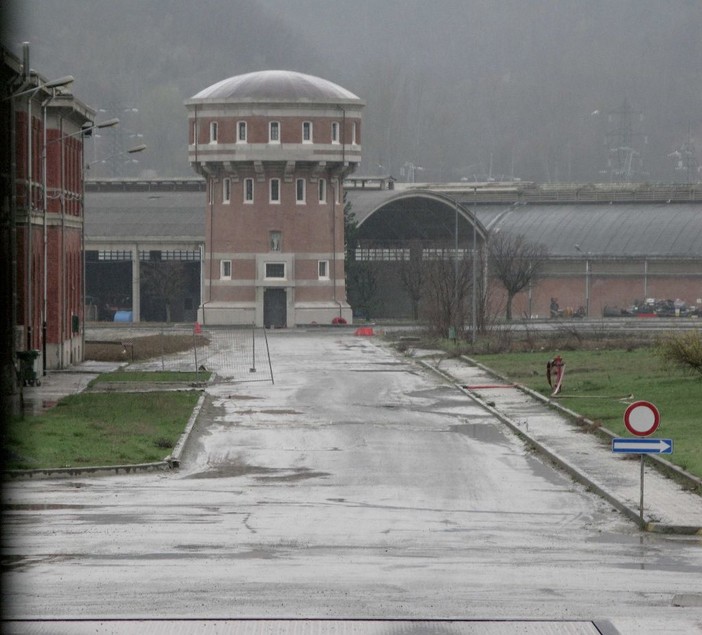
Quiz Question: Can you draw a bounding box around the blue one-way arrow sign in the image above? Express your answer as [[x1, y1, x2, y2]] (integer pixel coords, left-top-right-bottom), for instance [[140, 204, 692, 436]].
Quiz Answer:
[[612, 438, 673, 454]]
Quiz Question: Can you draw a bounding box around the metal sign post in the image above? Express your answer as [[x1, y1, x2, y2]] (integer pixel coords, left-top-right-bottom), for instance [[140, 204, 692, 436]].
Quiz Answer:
[[612, 400, 672, 526]]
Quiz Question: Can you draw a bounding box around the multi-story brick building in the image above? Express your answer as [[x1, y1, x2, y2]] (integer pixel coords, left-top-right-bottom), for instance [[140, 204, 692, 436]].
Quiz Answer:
[[185, 70, 364, 327], [2, 43, 94, 381]]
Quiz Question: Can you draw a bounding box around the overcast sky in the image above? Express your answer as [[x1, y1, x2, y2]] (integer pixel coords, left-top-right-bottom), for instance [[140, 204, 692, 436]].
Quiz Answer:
[[5, 0, 701, 183]]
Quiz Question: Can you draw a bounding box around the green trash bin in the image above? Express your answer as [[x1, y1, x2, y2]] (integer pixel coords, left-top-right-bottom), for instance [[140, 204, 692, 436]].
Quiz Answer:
[[16, 350, 41, 387]]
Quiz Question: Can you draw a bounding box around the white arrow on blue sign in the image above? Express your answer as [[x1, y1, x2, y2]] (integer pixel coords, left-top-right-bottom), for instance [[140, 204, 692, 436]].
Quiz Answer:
[[612, 438, 673, 454]]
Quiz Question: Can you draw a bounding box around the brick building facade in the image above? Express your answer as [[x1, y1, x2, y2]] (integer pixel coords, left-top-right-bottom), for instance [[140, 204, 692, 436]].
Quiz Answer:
[[185, 70, 364, 327], [2, 44, 94, 380]]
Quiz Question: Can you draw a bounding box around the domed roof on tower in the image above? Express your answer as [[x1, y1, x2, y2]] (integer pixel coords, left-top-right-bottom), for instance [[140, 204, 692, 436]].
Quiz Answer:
[[190, 70, 362, 103]]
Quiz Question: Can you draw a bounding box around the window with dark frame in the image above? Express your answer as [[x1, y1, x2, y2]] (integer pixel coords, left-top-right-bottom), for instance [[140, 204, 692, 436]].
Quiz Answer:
[[302, 121, 312, 142], [270, 178, 280, 203], [223, 177, 231, 203], [265, 263, 285, 279], [269, 121, 280, 143]]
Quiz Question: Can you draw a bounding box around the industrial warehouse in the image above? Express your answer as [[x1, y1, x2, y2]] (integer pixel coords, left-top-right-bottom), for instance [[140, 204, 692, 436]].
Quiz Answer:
[[84, 176, 702, 324]]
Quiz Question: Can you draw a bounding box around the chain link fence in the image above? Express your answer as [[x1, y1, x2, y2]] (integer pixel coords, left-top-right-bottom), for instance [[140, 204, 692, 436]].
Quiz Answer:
[[99, 325, 274, 384]]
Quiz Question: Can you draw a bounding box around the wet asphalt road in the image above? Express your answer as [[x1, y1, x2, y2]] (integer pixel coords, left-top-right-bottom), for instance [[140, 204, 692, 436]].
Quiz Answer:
[[3, 330, 702, 634]]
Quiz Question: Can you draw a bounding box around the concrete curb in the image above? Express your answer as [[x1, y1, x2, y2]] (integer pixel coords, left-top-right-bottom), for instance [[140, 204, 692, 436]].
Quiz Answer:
[[417, 356, 702, 534], [3, 461, 171, 480], [4, 383, 212, 480], [462, 355, 702, 494], [167, 390, 208, 468]]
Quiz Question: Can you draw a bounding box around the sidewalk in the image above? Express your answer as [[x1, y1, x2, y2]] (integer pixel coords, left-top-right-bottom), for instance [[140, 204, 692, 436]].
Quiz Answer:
[[416, 352, 702, 534], [17, 361, 124, 415]]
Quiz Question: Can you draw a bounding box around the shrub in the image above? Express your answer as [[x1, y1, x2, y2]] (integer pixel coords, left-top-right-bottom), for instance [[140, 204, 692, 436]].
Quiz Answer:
[[657, 331, 702, 376]]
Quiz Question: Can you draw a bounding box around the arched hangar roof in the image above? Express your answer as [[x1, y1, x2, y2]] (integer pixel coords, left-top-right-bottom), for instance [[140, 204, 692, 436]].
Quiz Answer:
[[480, 203, 702, 258], [346, 190, 702, 259], [348, 190, 488, 245], [189, 70, 362, 104]]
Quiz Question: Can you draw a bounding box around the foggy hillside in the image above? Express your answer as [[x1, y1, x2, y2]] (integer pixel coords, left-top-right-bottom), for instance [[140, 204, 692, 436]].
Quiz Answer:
[[6, 0, 702, 183]]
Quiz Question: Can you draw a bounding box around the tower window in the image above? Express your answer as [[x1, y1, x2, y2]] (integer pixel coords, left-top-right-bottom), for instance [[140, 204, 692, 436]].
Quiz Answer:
[[302, 121, 313, 143], [210, 121, 218, 144], [318, 260, 329, 279], [331, 121, 340, 144], [318, 178, 327, 203], [296, 178, 306, 203], [223, 178, 231, 204], [270, 178, 280, 203], [265, 263, 285, 279], [221, 260, 232, 279], [244, 178, 254, 203], [237, 121, 247, 142], [269, 121, 280, 143]]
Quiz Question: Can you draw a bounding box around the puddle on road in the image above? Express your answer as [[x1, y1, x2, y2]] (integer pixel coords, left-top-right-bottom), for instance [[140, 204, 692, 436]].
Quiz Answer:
[[255, 469, 330, 483], [186, 460, 329, 483], [2, 503, 91, 511], [450, 422, 509, 445], [232, 408, 301, 416]]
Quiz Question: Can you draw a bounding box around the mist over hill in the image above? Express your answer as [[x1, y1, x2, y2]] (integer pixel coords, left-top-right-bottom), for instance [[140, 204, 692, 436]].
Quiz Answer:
[[6, 0, 702, 183]]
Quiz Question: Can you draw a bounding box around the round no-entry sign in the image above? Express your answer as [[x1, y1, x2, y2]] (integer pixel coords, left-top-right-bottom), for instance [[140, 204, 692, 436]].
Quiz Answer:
[[623, 400, 660, 437]]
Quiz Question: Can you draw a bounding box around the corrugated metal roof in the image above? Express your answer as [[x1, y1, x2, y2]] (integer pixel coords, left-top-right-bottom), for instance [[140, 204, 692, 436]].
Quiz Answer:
[[85, 190, 204, 240], [189, 70, 362, 103], [347, 190, 702, 259], [481, 203, 702, 258], [84, 185, 702, 259]]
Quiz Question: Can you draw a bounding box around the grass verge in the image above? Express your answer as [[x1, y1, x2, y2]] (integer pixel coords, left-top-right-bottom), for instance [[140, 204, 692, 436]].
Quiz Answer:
[[5, 391, 201, 470], [473, 347, 702, 478]]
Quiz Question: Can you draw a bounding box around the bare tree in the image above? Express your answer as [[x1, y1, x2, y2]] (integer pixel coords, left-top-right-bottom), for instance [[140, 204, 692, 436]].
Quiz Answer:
[[141, 261, 189, 323], [399, 241, 425, 320], [489, 231, 548, 321], [421, 250, 480, 339]]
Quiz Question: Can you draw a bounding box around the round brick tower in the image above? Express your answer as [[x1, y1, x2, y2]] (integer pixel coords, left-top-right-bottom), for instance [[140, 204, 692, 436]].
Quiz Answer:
[[185, 70, 364, 327]]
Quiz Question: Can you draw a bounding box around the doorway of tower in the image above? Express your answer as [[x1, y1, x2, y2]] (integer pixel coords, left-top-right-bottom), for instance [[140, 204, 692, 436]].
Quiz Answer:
[[264, 288, 287, 328]]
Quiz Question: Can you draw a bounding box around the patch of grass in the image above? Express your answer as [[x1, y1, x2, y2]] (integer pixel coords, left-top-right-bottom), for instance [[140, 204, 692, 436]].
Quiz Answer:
[[4, 391, 200, 470], [89, 370, 211, 384], [473, 347, 702, 478]]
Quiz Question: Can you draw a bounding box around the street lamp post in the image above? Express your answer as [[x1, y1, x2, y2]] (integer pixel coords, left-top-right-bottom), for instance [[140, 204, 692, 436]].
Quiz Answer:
[[575, 244, 590, 317], [471, 187, 477, 344]]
